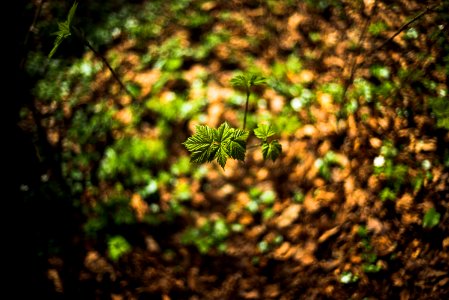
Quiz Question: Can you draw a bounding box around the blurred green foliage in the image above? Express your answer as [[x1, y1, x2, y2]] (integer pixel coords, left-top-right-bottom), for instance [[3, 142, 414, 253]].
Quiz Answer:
[[368, 21, 389, 37], [19, 2, 449, 288], [422, 208, 441, 229], [181, 217, 230, 254], [315, 151, 341, 181], [107, 235, 132, 261]]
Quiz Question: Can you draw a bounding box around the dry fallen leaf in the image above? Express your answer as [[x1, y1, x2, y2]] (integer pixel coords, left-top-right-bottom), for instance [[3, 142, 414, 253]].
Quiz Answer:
[[396, 193, 413, 212], [318, 226, 340, 243], [131, 193, 149, 221], [276, 204, 302, 228]]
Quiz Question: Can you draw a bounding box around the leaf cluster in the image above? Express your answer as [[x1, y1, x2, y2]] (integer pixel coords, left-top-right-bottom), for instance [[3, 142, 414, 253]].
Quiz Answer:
[[49, 1, 78, 58], [183, 122, 249, 169], [230, 73, 266, 91], [254, 124, 282, 161], [183, 73, 281, 169]]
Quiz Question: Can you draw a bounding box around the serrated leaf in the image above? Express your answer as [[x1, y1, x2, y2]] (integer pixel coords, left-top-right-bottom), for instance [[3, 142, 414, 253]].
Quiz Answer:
[[214, 122, 233, 143], [213, 122, 244, 168], [227, 129, 249, 161], [183, 125, 217, 164], [262, 140, 282, 161], [254, 124, 275, 141], [230, 75, 249, 89], [215, 146, 229, 168], [249, 74, 266, 86], [213, 124, 231, 168], [230, 73, 265, 90], [183, 122, 248, 169]]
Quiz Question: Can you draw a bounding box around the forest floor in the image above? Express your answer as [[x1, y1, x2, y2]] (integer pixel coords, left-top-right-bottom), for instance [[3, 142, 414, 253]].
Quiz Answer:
[[19, 0, 448, 299]]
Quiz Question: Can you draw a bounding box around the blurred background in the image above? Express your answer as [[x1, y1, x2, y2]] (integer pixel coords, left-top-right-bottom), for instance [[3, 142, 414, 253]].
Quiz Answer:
[[14, 0, 449, 299]]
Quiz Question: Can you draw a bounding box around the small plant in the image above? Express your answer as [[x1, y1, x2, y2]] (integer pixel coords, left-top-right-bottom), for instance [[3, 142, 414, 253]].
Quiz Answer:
[[48, 1, 135, 99], [314, 151, 341, 181], [404, 27, 419, 40], [107, 235, 132, 262], [422, 207, 441, 229], [370, 65, 390, 80], [428, 89, 449, 130], [180, 217, 230, 254], [411, 159, 433, 194], [368, 21, 389, 37], [183, 73, 282, 169], [48, 2, 79, 59], [340, 271, 359, 284], [258, 233, 284, 254], [245, 187, 277, 220], [357, 225, 382, 274], [373, 141, 408, 201]]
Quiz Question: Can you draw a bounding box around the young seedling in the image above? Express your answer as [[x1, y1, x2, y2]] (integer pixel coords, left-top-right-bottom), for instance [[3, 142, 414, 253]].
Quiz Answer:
[[183, 73, 282, 169], [230, 73, 266, 130], [48, 1, 135, 100]]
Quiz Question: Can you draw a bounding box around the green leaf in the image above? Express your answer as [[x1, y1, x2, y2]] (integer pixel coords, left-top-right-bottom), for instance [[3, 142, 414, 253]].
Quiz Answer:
[[379, 187, 396, 201], [107, 235, 131, 262], [183, 125, 218, 164], [422, 207, 441, 228], [227, 129, 249, 161], [230, 73, 265, 90], [249, 74, 266, 86], [48, 2, 78, 58], [183, 122, 248, 169], [262, 140, 282, 161], [230, 75, 249, 89], [254, 124, 275, 141], [213, 122, 233, 168], [214, 122, 234, 144], [340, 271, 359, 284], [67, 1, 78, 25]]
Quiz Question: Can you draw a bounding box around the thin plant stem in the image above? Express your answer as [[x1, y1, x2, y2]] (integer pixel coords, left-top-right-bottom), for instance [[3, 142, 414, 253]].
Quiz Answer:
[[342, 2, 439, 102], [243, 89, 250, 130], [371, 4, 439, 54], [73, 27, 136, 101]]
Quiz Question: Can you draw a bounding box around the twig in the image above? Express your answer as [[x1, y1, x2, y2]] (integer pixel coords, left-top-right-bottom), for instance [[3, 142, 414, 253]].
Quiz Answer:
[[73, 27, 136, 101], [247, 143, 262, 150], [342, 2, 440, 101], [371, 3, 440, 54], [20, 0, 46, 70]]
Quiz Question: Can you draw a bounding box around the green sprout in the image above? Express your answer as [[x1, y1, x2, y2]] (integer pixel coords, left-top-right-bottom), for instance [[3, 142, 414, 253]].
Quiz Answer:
[[49, 2, 78, 58]]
